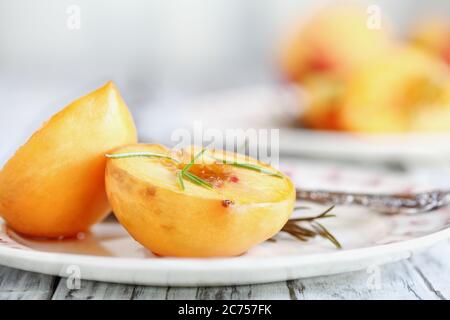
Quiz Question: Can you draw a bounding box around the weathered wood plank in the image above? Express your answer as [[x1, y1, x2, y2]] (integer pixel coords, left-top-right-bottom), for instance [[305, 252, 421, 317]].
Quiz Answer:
[[408, 240, 450, 300], [133, 283, 290, 300], [51, 278, 135, 300], [164, 287, 198, 300], [286, 260, 439, 300], [49, 281, 291, 300], [3, 241, 450, 300], [245, 283, 292, 300], [196, 286, 248, 300], [0, 266, 58, 300], [195, 283, 291, 300], [130, 285, 168, 300]]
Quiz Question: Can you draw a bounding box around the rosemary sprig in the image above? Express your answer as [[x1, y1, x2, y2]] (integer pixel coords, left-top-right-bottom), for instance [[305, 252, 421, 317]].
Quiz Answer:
[[106, 151, 180, 163], [177, 148, 213, 190], [276, 205, 342, 249], [211, 156, 284, 178], [106, 148, 284, 192]]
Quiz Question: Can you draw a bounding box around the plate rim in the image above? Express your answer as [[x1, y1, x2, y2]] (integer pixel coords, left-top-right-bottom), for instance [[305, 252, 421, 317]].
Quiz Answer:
[[279, 128, 450, 162], [0, 222, 449, 286]]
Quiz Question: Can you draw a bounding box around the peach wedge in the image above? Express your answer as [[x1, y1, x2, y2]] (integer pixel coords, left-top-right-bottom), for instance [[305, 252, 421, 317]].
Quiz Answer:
[[105, 144, 296, 257], [0, 82, 137, 238]]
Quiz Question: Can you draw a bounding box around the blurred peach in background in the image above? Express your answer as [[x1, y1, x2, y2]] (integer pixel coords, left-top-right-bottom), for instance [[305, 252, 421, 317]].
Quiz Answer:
[[281, 5, 450, 133], [411, 18, 450, 67]]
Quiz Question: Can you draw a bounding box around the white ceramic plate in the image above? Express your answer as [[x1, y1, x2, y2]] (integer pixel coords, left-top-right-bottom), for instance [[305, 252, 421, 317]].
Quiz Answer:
[[0, 206, 449, 286], [1, 160, 449, 286]]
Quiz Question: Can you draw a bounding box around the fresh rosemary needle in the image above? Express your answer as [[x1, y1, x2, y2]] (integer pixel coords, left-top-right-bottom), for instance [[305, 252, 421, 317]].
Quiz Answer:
[[277, 205, 342, 249], [211, 156, 283, 178], [182, 148, 207, 175], [106, 151, 180, 163], [183, 171, 213, 189], [289, 205, 336, 222], [177, 171, 185, 191]]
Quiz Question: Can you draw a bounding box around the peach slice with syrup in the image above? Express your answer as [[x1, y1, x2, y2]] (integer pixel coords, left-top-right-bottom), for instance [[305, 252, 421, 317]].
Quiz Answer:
[[105, 144, 296, 257]]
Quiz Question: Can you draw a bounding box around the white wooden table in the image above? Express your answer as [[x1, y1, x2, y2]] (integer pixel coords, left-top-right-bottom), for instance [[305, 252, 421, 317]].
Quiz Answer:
[[0, 240, 449, 299]]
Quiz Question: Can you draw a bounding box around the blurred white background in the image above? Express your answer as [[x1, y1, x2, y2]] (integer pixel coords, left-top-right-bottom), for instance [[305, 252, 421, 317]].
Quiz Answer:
[[0, 0, 449, 162]]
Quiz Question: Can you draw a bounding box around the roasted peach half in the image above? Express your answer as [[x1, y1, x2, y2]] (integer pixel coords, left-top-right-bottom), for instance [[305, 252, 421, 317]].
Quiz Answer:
[[105, 144, 295, 257], [0, 82, 137, 238]]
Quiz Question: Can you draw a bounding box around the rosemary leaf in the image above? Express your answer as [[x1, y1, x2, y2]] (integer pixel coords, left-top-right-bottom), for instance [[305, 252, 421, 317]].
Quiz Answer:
[[105, 151, 180, 163], [294, 206, 310, 210], [177, 171, 185, 191], [230, 163, 284, 178], [290, 205, 336, 222], [315, 205, 335, 218], [183, 171, 213, 189], [311, 221, 342, 249], [212, 157, 283, 178]]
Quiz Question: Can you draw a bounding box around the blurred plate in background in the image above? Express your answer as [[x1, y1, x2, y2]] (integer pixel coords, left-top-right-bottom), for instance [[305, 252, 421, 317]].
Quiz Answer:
[[139, 84, 450, 164]]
